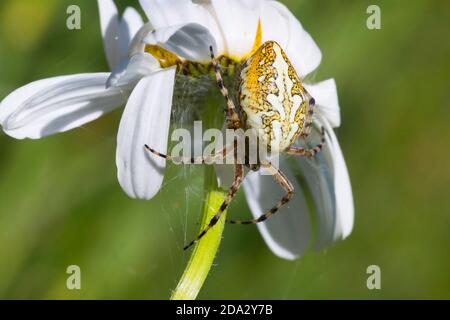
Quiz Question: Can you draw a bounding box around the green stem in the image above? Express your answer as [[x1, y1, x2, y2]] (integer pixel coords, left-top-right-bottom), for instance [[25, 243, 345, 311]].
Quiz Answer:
[[171, 91, 226, 300], [171, 167, 227, 300]]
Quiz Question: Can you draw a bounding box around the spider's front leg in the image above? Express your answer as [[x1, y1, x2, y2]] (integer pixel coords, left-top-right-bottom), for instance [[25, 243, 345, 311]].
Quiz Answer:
[[227, 162, 294, 225], [210, 46, 242, 130], [144, 144, 231, 164]]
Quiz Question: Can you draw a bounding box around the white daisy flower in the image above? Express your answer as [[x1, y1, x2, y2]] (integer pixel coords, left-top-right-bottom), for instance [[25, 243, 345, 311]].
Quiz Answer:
[[138, 0, 354, 259], [0, 0, 354, 260]]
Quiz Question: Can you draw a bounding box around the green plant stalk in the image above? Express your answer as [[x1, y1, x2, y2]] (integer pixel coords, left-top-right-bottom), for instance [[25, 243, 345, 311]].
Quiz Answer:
[[171, 167, 227, 300], [171, 92, 227, 300]]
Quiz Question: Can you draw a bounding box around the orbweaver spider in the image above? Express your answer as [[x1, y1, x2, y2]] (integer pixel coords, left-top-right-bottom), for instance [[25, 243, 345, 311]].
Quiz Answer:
[[145, 41, 325, 250]]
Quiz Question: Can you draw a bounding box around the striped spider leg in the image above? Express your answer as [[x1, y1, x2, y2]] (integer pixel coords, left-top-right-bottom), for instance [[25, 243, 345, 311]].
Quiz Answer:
[[300, 90, 316, 139], [144, 143, 231, 165], [227, 161, 294, 225]]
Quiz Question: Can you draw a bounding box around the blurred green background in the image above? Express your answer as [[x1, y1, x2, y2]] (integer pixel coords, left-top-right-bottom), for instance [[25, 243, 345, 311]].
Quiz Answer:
[[0, 0, 449, 299]]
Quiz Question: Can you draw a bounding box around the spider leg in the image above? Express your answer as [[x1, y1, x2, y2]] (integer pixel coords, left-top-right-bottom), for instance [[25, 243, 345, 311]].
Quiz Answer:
[[210, 46, 241, 130], [144, 144, 231, 164], [227, 163, 294, 225], [287, 126, 326, 157], [300, 90, 316, 139], [184, 163, 245, 250]]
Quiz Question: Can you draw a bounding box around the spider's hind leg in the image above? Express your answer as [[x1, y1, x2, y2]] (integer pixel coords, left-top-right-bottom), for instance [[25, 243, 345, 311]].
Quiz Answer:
[[227, 163, 294, 225], [287, 126, 326, 158], [300, 90, 316, 139]]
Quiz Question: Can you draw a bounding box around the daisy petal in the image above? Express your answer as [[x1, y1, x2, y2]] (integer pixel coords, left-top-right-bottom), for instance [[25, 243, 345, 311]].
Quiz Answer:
[[139, 0, 225, 54], [98, 0, 143, 69], [98, 0, 121, 69], [295, 141, 335, 248], [210, 0, 261, 59], [294, 118, 354, 249], [243, 158, 312, 260], [116, 67, 176, 200], [139, 0, 188, 29], [262, 1, 322, 76], [326, 121, 354, 239], [260, 0, 289, 49], [0, 73, 128, 139], [129, 23, 155, 56], [107, 52, 160, 88], [122, 7, 144, 46], [304, 79, 341, 128], [144, 23, 217, 62]]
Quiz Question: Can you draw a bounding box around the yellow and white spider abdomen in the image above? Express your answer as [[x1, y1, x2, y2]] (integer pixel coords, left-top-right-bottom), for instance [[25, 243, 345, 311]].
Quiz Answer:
[[239, 41, 308, 152]]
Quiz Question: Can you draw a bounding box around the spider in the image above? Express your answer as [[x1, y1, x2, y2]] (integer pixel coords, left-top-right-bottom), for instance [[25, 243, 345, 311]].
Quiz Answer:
[[145, 41, 325, 250]]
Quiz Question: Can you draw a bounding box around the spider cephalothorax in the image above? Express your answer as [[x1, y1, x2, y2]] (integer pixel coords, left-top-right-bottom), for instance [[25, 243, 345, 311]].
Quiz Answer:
[[145, 41, 325, 250]]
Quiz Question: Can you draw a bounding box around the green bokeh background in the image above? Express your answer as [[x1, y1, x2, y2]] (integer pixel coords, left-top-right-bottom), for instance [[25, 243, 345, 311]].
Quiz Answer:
[[0, 0, 449, 299]]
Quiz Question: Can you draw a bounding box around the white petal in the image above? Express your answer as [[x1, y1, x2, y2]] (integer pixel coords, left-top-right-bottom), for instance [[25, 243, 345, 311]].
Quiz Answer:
[[294, 118, 354, 249], [144, 23, 217, 62], [98, 0, 143, 69], [122, 7, 144, 45], [260, 0, 289, 48], [116, 67, 176, 200], [139, 0, 188, 29], [326, 120, 354, 239], [294, 140, 335, 248], [0, 74, 129, 139], [128, 23, 155, 56], [304, 79, 341, 128], [98, 0, 121, 69], [243, 158, 312, 260], [139, 0, 225, 55], [139, 0, 210, 29], [210, 0, 261, 59], [107, 52, 160, 88], [261, 1, 322, 76]]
